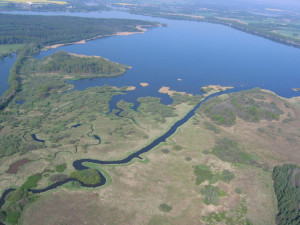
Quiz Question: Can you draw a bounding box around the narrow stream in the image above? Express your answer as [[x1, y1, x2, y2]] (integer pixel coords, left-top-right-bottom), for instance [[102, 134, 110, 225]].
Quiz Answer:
[[0, 89, 234, 208]]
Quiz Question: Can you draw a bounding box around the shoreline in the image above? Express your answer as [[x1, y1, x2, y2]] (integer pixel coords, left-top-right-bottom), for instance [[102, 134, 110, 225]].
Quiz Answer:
[[135, 11, 300, 49], [43, 25, 155, 51]]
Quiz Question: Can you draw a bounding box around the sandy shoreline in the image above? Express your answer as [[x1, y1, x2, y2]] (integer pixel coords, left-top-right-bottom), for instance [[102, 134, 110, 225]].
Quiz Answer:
[[158, 86, 192, 97], [68, 53, 101, 58], [43, 25, 155, 51]]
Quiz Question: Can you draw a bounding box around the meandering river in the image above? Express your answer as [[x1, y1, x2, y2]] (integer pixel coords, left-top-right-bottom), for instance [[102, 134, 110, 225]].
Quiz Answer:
[[0, 10, 300, 208]]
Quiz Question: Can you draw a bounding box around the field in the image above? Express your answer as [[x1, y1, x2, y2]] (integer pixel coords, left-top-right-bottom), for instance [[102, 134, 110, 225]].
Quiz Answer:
[[0, 0, 67, 4], [16, 88, 300, 225]]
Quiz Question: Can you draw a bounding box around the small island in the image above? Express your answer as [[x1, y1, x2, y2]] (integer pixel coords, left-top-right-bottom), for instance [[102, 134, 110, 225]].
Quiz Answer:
[[201, 85, 234, 96], [140, 83, 149, 87], [292, 88, 300, 92]]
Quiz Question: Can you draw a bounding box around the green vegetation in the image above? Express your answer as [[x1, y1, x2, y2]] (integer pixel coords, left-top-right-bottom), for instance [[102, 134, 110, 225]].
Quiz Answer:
[[194, 164, 218, 185], [220, 169, 235, 183], [203, 121, 221, 134], [70, 168, 101, 185], [137, 97, 177, 123], [159, 203, 172, 212], [21, 173, 42, 189], [272, 164, 300, 225], [201, 185, 225, 205], [40, 51, 129, 78], [171, 93, 203, 106], [211, 137, 256, 166], [55, 163, 67, 173], [201, 86, 214, 94], [202, 201, 250, 224], [0, 13, 156, 46], [3, 189, 34, 224], [198, 88, 283, 126], [0, 44, 23, 58], [0, 48, 135, 157], [0, 135, 22, 157], [194, 164, 235, 185]]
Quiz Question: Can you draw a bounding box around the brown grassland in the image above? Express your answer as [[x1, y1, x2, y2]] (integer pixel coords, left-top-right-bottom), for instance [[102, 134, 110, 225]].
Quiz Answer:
[[17, 89, 300, 225]]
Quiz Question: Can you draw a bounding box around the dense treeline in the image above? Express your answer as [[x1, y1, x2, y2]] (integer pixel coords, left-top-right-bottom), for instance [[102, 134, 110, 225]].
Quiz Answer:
[[40, 51, 128, 76], [0, 13, 156, 46], [273, 164, 300, 225]]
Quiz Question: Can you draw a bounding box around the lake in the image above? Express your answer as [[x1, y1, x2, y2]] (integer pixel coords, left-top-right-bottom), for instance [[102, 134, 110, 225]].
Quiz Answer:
[[0, 10, 299, 106]]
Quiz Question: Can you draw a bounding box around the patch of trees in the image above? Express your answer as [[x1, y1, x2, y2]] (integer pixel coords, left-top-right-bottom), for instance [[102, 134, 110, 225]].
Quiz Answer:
[[137, 97, 177, 123], [210, 137, 263, 168], [273, 164, 300, 225], [21, 173, 42, 189], [171, 93, 203, 106], [40, 51, 128, 76], [70, 168, 101, 185], [55, 163, 67, 173], [201, 184, 226, 206], [198, 88, 283, 126], [0, 44, 41, 109], [0, 134, 44, 158], [0, 13, 156, 46], [193, 164, 235, 185], [159, 203, 172, 212]]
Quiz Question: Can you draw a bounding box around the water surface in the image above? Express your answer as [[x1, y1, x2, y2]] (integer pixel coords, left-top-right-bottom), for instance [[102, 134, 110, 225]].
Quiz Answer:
[[1, 11, 300, 104]]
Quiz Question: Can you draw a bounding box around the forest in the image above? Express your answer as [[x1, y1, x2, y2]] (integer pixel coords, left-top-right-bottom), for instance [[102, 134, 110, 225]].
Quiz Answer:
[[40, 51, 129, 77], [0, 13, 156, 46], [273, 164, 300, 225]]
